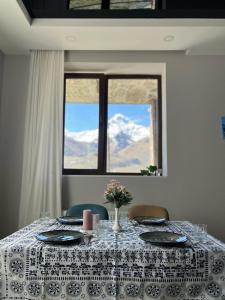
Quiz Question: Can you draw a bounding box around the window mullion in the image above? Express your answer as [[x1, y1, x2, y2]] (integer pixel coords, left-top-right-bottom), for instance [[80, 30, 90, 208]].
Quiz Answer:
[[98, 75, 108, 174], [102, 0, 110, 9]]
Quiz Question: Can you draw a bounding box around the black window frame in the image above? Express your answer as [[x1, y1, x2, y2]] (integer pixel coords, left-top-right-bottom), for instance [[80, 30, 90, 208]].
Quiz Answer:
[[63, 73, 162, 175]]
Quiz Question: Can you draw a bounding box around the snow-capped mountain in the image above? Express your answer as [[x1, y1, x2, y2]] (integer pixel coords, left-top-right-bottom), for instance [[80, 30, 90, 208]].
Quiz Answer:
[[65, 113, 149, 148], [108, 114, 149, 150], [64, 113, 152, 171], [65, 128, 98, 143]]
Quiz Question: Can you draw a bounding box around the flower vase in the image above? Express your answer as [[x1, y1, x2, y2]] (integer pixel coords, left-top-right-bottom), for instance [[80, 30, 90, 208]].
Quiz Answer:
[[112, 208, 121, 232]]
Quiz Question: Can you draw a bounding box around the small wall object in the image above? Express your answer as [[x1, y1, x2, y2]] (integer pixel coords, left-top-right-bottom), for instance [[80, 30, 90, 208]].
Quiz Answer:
[[221, 116, 225, 140]]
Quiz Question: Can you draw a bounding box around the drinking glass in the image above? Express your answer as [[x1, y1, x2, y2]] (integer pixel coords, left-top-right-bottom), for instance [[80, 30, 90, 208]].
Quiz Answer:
[[62, 210, 67, 216], [96, 220, 109, 239], [40, 211, 50, 220], [193, 224, 207, 243]]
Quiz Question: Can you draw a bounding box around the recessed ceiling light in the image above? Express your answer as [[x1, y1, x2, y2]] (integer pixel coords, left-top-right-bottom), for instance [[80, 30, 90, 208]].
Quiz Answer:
[[164, 35, 175, 42], [66, 36, 77, 42]]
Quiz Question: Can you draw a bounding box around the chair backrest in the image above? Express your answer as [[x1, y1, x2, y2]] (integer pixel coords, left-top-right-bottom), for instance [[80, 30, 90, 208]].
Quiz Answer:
[[66, 204, 109, 220], [128, 205, 169, 220]]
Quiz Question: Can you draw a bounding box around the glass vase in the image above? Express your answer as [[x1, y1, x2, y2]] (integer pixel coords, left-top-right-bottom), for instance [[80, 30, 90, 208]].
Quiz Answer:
[[112, 207, 121, 232]]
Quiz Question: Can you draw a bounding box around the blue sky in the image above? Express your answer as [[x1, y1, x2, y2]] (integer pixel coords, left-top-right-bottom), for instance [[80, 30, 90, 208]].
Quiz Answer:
[[65, 103, 150, 132]]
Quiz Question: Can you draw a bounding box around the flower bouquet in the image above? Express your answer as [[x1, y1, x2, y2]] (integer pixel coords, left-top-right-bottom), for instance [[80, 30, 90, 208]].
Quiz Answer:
[[104, 179, 132, 232]]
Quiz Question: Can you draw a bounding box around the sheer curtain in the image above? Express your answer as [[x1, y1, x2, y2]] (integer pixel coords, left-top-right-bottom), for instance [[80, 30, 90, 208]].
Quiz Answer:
[[19, 50, 64, 228]]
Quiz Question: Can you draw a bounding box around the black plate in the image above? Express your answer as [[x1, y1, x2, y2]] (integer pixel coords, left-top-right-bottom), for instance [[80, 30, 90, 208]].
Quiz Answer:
[[57, 216, 83, 225], [139, 231, 187, 245], [36, 230, 84, 244], [135, 216, 167, 225]]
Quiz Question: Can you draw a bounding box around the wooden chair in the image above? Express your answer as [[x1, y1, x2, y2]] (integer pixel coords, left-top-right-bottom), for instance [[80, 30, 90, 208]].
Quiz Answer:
[[66, 204, 109, 220], [128, 205, 169, 220]]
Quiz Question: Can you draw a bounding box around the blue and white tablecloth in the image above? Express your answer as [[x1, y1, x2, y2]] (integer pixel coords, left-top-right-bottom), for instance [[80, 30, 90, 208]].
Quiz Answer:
[[0, 219, 225, 299]]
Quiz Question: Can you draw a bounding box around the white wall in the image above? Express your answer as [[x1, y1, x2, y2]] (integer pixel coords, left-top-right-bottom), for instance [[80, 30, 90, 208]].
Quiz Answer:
[[0, 51, 4, 114], [0, 55, 30, 237], [0, 50, 5, 234], [0, 51, 225, 242]]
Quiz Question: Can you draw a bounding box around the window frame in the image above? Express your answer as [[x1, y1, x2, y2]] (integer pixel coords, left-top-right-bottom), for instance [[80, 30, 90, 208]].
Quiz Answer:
[[63, 73, 162, 176]]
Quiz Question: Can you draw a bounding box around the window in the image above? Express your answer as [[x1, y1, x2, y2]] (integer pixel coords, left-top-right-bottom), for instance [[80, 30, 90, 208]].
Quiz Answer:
[[69, 0, 156, 10], [63, 74, 162, 175], [69, 0, 101, 9]]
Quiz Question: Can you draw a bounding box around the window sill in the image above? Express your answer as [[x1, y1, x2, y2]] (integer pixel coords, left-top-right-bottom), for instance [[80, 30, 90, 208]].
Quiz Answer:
[[62, 174, 168, 178]]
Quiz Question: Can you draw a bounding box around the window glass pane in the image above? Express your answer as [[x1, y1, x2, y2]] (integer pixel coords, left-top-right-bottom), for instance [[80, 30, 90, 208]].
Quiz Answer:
[[69, 0, 156, 10], [69, 0, 101, 9], [110, 0, 155, 9], [64, 78, 99, 169], [107, 78, 158, 173]]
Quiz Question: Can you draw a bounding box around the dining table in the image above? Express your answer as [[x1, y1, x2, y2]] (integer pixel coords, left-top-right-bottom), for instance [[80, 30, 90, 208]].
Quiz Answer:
[[0, 218, 225, 300]]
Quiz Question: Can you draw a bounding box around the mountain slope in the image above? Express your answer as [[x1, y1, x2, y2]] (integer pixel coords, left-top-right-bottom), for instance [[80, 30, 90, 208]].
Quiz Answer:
[[64, 113, 152, 171]]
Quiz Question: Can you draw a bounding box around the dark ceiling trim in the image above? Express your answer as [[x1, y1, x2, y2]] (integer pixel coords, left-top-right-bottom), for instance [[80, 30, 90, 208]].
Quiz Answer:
[[21, 0, 225, 19], [23, 9, 225, 19]]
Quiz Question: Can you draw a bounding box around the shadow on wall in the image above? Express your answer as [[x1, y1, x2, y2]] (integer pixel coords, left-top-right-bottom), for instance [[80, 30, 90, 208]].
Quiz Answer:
[[62, 178, 70, 210]]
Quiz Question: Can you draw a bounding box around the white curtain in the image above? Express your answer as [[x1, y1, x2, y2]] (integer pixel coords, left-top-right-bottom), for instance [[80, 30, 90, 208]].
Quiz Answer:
[[19, 50, 64, 228]]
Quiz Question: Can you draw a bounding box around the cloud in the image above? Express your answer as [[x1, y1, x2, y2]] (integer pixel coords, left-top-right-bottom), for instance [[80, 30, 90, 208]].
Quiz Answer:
[[65, 113, 150, 144]]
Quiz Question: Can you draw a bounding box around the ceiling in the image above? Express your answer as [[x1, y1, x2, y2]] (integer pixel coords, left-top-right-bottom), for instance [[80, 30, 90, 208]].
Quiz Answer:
[[1, 0, 225, 55]]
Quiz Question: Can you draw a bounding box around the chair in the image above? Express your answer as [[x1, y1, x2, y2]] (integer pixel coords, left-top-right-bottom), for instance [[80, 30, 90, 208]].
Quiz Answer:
[[66, 204, 109, 220], [128, 205, 169, 220]]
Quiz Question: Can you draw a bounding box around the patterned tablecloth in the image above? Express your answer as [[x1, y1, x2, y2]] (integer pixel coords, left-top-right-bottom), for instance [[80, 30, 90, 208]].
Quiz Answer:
[[0, 219, 225, 300]]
